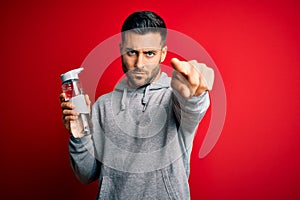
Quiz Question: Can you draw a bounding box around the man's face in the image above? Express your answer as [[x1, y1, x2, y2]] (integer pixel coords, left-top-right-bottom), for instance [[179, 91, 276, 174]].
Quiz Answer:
[[120, 31, 167, 88]]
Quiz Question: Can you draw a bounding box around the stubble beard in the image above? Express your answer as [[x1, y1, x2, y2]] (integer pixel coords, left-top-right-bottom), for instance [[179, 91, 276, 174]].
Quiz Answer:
[[122, 60, 161, 88]]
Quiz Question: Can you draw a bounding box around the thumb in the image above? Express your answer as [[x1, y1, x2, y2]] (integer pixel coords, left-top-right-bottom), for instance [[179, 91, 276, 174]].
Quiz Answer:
[[84, 94, 91, 106], [84, 94, 92, 112]]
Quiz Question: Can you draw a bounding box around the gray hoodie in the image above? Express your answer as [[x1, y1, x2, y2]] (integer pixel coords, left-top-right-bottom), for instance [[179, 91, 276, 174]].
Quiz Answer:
[[69, 72, 210, 200]]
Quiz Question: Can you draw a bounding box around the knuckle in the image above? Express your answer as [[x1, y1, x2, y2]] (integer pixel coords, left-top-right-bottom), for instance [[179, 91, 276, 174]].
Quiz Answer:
[[190, 80, 198, 88], [65, 115, 77, 121], [62, 109, 69, 115], [189, 76, 199, 87]]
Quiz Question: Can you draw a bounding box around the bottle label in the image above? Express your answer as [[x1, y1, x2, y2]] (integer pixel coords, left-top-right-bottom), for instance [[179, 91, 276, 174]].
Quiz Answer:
[[70, 94, 89, 114]]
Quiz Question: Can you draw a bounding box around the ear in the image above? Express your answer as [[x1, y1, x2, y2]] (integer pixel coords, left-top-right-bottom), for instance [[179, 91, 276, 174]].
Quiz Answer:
[[119, 42, 123, 55], [160, 46, 168, 63]]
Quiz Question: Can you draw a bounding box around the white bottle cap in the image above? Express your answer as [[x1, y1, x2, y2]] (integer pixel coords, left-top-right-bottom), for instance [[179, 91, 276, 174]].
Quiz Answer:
[[60, 67, 84, 83]]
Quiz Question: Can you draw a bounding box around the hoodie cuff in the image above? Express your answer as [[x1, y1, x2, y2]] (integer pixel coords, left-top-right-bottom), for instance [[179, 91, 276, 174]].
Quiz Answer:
[[173, 90, 210, 112], [69, 134, 92, 153]]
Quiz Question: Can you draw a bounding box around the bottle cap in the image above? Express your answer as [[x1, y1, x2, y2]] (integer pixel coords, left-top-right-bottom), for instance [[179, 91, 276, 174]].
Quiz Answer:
[[61, 67, 84, 83]]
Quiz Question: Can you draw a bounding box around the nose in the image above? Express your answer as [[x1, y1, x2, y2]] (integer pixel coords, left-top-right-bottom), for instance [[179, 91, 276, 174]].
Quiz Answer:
[[135, 53, 144, 68]]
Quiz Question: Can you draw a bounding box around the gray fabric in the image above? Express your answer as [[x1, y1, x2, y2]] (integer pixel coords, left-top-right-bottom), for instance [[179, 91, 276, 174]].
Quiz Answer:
[[69, 72, 210, 200]]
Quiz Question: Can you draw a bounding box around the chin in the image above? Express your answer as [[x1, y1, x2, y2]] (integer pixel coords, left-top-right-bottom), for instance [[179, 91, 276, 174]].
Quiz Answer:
[[129, 78, 148, 88], [133, 80, 147, 87]]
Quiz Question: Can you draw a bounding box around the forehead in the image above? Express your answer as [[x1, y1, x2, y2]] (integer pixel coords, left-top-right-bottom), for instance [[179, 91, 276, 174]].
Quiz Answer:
[[122, 31, 162, 49]]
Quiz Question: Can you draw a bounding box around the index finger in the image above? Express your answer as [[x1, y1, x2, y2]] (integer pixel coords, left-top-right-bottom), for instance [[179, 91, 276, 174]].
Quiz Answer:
[[171, 57, 200, 88], [60, 93, 66, 102], [170, 58, 189, 76]]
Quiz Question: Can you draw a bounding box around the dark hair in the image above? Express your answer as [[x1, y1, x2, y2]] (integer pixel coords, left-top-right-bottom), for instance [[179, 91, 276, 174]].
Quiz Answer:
[[121, 11, 167, 45]]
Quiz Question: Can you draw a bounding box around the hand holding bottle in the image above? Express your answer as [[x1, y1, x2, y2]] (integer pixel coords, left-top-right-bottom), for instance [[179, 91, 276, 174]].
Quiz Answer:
[[60, 68, 91, 138], [60, 93, 91, 138]]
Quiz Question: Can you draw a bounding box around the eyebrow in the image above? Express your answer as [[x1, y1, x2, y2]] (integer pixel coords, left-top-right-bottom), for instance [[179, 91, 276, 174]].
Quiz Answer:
[[124, 48, 161, 52]]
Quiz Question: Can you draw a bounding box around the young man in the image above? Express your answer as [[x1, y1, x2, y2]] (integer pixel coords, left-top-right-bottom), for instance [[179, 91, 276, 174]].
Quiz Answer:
[[61, 11, 212, 199]]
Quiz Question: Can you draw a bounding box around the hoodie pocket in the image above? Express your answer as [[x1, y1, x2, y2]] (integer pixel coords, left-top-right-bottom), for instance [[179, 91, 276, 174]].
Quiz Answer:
[[98, 176, 116, 200], [161, 169, 179, 200]]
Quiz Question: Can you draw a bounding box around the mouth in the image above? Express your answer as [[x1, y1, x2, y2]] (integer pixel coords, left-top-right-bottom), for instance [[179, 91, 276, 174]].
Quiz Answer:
[[133, 72, 145, 75], [131, 70, 147, 76]]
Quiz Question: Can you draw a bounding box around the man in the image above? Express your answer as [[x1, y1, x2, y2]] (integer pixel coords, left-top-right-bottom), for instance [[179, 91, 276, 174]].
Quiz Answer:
[[61, 11, 213, 200]]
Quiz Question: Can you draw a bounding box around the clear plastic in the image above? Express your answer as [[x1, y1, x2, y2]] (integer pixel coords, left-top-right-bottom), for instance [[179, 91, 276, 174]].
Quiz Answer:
[[62, 79, 91, 135]]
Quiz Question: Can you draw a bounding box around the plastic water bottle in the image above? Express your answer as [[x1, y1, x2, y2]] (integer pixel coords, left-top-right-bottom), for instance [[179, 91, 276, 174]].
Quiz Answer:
[[61, 67, 90, 135]]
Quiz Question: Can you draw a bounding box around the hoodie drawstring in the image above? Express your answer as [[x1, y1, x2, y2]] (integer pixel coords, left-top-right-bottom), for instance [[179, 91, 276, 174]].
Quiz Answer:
[[121, 87, 127, 111], [120, 84, 150, 112], [142, 85, 150, 112]]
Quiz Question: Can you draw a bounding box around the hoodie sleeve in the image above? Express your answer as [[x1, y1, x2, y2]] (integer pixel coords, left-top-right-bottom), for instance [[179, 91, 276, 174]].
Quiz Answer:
[[172, 90, 210, 137], [69, 100, 104, 185], [69, 134, 101, 184]]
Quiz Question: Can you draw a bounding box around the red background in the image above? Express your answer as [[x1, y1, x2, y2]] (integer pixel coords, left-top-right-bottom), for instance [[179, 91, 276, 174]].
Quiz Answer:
[[1, 0, 300, 199]]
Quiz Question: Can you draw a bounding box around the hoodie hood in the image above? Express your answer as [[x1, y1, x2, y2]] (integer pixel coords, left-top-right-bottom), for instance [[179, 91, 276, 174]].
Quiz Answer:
[[114, 72, 171, 112]]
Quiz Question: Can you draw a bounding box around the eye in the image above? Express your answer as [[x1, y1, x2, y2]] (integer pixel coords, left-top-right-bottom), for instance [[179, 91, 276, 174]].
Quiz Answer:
[[127, 50, 137, 56], [144, 51, 155, 58]]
